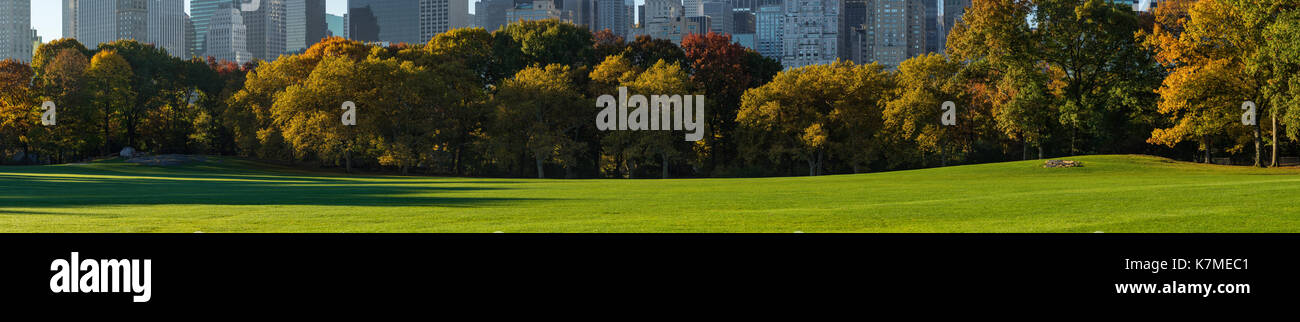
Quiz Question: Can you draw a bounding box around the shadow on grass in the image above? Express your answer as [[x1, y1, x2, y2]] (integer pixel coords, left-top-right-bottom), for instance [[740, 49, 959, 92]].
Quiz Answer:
[[0, 167, 546, 209]]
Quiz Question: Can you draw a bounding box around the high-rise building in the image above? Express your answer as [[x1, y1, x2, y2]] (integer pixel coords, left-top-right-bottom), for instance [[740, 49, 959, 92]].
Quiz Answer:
[[192, 0, 241, 58], [644, 0, 688, 44], [326, 13, 345, 37], [76, 0, 149, 49], [593, 0, 633, 38], [755, 3, 782, 60], [937, 0, 968, 54], [701, 1, 733, 35], [0, 0, 32, 63], [63, 0, 80, 40], [733, 8, 755, 34], [842, 0, 870, 62], [423, 0, 470, 38], [506, 0, 570, 23], [286, 0, 328, 53], [243, 0, 286, 61], [475, 0, 515, 32], [868, 0, 926, 68], [349, 0, 420, 44], [925, 0, 938, 53], [781, 0, 840, 68], [205, 2, 252, 63], [148, 0, 191, 58], [349, 0, 466, 44], [684, 0, 704, 17]]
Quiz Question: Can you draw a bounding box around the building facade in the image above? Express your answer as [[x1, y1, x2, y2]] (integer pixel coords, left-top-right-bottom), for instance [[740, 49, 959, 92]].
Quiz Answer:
[[506, 0, 570, 23], [349, 0, 467, 45], [76, 0, 149, 49], [148, 0, 191, 58], [205, 2, 252, 63], [0, 0, 31, 63], [755, 3, 782, 60], [701, 1, 734, 35], [781, 0, 840, 68], [287, 0, 328, 53], [593, 0, 633, 38]]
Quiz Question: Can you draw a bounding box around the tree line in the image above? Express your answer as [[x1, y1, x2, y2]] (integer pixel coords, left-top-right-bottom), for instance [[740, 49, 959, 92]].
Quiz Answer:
[[2, 0, 1298, 178]]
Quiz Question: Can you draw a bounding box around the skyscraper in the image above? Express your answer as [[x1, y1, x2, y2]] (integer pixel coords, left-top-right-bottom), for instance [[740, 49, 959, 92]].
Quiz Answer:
[[286, 0, 328, 53], [0, 0, 32, 63], [869, 0, 926, 68], [755, 3, 782, 59], [192, 0, 241, 58], [782, 0, 840, 68], [149, 0, 191, 58], [63, 0, 80, 40], [593, 0, 633, 37], [684, 0, 703, 17], [475, 0, 515, 32], [244, 0, 287, 61], [77, 0, 150, 49], [326, 13, 345, 37], [701, 1, 734, 35], [349, 0, 465, 44], [423, 0, 470, 39], [506, 0, 569, 23], [205, 2, 252, 63]]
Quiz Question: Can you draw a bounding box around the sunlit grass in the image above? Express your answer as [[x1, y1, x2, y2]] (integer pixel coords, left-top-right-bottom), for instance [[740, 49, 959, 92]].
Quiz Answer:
[[1, 155, 1297, 232]]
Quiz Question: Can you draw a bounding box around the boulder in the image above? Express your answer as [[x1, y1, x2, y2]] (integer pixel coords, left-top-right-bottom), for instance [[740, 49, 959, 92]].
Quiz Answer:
[[1043, 160, 1082, 168], [120, 147, 137, 158]]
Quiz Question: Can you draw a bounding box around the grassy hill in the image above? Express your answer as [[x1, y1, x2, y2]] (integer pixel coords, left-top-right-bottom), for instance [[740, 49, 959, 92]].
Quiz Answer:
[[1, 155, 1298, 232]]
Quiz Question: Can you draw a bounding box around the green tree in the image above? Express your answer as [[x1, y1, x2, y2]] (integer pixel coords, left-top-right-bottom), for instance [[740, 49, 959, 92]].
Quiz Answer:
[[883, 54, 969, 167], [85, 50, 134, 155], [490, 64, 589, 178], [738, 60, 892, 176]]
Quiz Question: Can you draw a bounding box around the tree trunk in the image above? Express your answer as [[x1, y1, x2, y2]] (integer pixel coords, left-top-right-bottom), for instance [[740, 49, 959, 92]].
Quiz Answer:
[[1271, 110, 1278, 167], [661, 152, 669, 179], [1203, 137, 1212, 164], [1037, 143, 1044, 160], [1022, 139, 1028, 161], [535, 156, 545, 179], [344, 148, 352, 174], [1254, 120, 1262, 167], [454, 145, 463, 175]]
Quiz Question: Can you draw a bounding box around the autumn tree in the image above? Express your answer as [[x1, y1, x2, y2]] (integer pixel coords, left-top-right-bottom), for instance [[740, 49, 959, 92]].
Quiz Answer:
[[0, 59, 36, 161], [883, 54, 970, 167], [1144, 0, 1294, 166], [35, 47, 98, 161], [85, 50, 134, 155], [490, 64, 590, 178], [681, 32, 755, 173], [738, 60, 893, 176]]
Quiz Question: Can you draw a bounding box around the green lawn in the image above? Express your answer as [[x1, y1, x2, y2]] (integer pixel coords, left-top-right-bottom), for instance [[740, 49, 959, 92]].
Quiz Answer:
[[1, 154, 1298, 232]]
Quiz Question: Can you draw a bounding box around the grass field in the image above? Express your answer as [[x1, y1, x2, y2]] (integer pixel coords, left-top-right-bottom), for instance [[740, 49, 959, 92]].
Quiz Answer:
[[1, 154, 1298, 232]]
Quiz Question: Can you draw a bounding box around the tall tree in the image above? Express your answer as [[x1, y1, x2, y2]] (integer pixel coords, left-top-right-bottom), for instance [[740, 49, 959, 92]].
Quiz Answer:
[[681, 32, 753, 174], [738, 60, 892, 176], [85, 50, 134, 155], [490, 64, 589, 178], [883, 54, 969, 167]]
